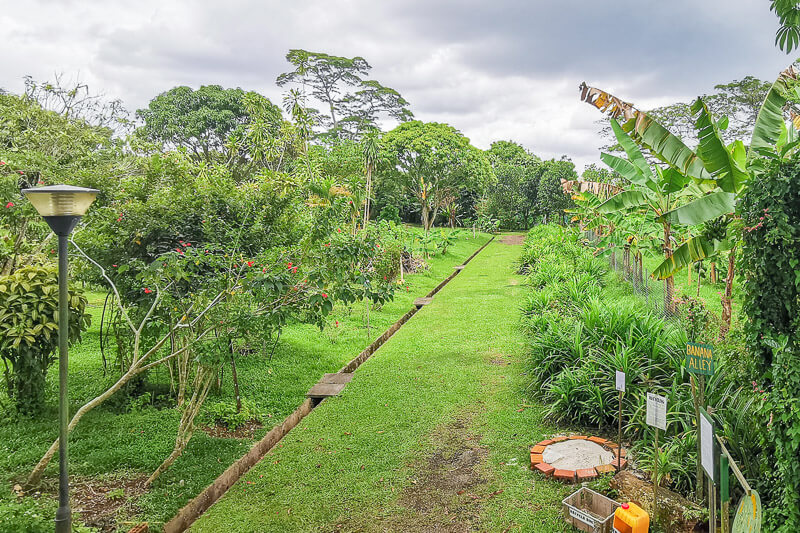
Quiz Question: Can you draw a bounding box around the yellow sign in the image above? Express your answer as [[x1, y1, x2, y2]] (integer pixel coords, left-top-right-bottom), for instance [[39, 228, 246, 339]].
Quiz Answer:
[[686, 342, 714, 376]]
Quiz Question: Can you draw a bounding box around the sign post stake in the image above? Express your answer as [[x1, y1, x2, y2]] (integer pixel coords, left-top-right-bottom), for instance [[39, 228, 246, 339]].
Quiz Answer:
[[653, 427, 660, 520], [721, 453, 730, 533], [618, 390, 623, 467], [615, 370, 625, 470]]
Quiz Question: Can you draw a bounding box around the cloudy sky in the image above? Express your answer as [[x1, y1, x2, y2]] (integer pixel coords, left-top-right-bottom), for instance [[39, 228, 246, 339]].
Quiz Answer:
[[1, 0, 793, 172]]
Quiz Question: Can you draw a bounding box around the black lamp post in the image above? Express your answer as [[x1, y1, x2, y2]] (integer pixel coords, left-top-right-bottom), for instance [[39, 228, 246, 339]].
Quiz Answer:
[[21, 185, 98, 533]]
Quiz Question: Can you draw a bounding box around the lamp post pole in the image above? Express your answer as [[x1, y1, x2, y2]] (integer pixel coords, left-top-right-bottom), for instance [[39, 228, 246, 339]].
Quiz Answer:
[[21, 185, 98, 533], [54, 230, 72, 533]]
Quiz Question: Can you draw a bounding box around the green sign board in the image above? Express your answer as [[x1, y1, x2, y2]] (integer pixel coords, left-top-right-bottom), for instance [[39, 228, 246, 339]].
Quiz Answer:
[[686, 342, 714, 376]]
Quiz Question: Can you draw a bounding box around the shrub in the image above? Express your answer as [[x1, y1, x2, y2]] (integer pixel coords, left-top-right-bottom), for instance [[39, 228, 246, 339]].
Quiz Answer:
[[739, 155, 800, 530], [0, 265, 90, 414]]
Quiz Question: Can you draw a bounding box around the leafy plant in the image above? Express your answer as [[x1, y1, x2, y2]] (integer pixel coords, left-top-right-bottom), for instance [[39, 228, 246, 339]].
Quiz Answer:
[[0, 265, 90, 414]]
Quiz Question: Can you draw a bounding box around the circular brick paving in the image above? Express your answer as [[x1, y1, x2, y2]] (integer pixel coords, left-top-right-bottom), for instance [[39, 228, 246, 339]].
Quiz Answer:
[[530, 435, 627, 483]]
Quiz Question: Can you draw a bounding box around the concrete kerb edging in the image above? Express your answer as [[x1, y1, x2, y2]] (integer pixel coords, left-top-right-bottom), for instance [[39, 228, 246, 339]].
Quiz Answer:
[[158, 235, 496, 533]]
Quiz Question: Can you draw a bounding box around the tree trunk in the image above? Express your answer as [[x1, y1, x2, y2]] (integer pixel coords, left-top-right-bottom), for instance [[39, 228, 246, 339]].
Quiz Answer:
[[27, 366, 141, 487], [229, 344, 241, 413], [720, 247, 736, 337], [710, 262, 717, 284], [363, 167, 372, 229], [421, 202, 430, 232], [663, 222, 676, 315]]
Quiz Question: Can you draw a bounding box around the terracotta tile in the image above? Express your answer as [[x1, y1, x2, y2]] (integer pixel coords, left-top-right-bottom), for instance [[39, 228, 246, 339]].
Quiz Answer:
[[576, 468, 598, 481], [551, 436, 568, 443], [531, 445, 546, 454], [534, 463, 555, 476], [553, 469, 576, 482], [536, 439, 554, 447], [588, 436, 607, 445], [530, 453, 544, 466], [595, 464, 616, 475], [569, 435, 588, 440]]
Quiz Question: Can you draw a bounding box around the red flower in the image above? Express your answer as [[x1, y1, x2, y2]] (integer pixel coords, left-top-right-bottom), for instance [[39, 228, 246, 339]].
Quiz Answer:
[[292, 267, 298, 273], [4, 202, 13, 209], [336, 228, 342, 233], [18, 171, 23, 175], [117, 217, 122, 222], [144, 288, 152, 294], [287, 262, 293, 268], [185, 242, 191, 246], [0, 161, 5, 165], [246, 261, 255, 267], [112, 264, 118, 268], [322, 293, 328, 298], [324, 243, 330, 247], [335, 320, 339, 327], [262, 267, 267, 273]]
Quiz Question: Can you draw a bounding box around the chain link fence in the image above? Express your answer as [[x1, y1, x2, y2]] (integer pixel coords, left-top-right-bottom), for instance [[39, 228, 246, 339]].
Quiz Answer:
[[583, 230, 680, 323]]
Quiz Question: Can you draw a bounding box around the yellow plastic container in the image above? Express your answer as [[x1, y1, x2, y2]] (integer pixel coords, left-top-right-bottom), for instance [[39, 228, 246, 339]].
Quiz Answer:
[[612, 502, 649, 533]]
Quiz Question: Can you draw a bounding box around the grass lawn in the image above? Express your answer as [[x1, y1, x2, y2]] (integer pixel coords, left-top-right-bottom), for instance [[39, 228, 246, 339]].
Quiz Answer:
[[0, 230, 491, 531], [192, 236, 572, 532]]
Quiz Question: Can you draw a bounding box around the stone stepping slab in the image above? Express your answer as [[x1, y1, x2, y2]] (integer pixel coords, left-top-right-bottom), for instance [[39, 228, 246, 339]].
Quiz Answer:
[[306, 373, 354, 399]]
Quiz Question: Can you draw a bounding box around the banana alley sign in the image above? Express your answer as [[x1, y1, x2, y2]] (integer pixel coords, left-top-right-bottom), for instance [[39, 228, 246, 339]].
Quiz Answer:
[[686, 342, 715, 376]]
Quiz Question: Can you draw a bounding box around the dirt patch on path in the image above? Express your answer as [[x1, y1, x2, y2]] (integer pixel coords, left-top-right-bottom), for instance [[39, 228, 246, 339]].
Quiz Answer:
[[335, 413, 499, 532], [71, 475, 148, 532], [499, 234, 525, 245]]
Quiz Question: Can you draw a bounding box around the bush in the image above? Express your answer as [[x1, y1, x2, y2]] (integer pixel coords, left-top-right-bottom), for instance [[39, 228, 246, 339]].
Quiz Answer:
[[0, 265, 90, 414]]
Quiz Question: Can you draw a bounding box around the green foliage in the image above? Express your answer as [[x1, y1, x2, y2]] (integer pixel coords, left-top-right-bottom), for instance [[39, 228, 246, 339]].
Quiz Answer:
[[0, 265, 90, 414], [200, 400, 262, 431], [377, 205, 401, 224], [739, 155, 800, 530]]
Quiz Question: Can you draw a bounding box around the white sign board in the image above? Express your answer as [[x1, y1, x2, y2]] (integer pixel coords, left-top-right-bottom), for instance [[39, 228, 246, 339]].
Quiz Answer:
[[646, 393, 667, 431], [615, 371, 626, 392], [699, 409, 717, 482]]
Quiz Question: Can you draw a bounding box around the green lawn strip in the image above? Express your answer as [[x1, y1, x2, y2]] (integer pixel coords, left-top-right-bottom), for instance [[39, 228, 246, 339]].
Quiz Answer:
[[0, 231, 489, 528], [192, 237, 568, 532]]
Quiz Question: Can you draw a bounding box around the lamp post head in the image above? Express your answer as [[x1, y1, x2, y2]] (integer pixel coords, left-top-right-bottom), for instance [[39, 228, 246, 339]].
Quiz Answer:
[[22, 184, 99, 236]]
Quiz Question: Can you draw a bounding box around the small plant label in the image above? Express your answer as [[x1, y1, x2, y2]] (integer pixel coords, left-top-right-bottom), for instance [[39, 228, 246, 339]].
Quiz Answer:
[[646, 393, 667, 431], [686, 342, 715, 375], [615, 370, 625, 392]]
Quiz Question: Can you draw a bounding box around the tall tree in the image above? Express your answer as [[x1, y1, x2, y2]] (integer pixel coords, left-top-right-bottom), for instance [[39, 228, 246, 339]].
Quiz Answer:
[[485, 140, 541, 229], [536, 159, 576, 224], [380, 121, 493, 231], [277, 50, 413, 142]]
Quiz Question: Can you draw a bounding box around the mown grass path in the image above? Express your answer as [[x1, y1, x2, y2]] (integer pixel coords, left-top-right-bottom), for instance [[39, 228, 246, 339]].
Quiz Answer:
[[192, 236, 572, 532]]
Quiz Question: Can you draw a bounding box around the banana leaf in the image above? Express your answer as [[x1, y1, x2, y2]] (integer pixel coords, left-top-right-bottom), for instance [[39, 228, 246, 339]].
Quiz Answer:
[[652, 235, 732, 279], [600, 152, 655, 190], [623, 112, 711, 181], [609, 119, 657, 190], [596, 190, 651, 214], [691, 98, 749, 194], [655, 190, 736, 225], [748, 65, 799, 169]]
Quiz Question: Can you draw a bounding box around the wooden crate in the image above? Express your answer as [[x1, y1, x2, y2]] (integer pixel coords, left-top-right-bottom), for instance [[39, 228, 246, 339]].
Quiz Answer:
[[561, 487, 620, 533]]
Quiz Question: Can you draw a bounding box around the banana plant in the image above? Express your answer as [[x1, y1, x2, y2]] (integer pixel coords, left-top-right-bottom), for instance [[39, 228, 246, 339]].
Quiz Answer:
[[581, 64, 800, 330]]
